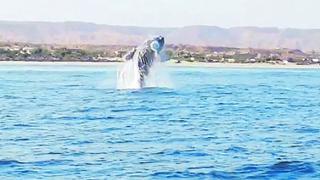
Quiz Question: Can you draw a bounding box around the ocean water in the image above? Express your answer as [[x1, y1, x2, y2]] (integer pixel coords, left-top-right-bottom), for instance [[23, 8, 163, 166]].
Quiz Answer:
[[0, 65, 319, 179]]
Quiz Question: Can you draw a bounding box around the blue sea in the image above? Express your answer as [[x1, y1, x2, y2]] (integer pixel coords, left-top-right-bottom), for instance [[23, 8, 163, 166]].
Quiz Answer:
[[0, 65, 319, 179]]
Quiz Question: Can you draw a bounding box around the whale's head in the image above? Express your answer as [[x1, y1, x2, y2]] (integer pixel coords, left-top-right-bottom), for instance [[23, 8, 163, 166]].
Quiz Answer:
[[147, 36, 165, 53]]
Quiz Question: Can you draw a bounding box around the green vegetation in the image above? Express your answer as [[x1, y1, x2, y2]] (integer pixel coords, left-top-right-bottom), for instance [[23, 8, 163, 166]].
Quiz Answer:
[[0, 42, 319, 65], [0, 43, 131, 62]]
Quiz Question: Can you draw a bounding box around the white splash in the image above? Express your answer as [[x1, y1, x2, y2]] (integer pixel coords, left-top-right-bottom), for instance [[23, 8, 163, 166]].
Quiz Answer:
[[117, 53, 172, 90], [116, 57, 141, 89]]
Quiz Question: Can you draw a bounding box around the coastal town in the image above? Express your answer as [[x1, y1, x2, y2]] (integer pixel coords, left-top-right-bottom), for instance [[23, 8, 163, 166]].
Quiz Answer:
[[0, 42, 320, 65]]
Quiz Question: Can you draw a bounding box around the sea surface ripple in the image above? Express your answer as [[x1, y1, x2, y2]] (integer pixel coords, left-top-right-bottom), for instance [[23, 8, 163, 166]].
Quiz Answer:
[[0, 65, 319, 179]]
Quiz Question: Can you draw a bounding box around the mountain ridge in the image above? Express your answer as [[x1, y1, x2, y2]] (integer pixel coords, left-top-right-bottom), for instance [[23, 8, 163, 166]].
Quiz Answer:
[[0, 21, 319, 51]]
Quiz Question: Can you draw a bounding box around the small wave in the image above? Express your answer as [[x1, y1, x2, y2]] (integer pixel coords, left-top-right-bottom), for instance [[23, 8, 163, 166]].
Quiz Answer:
[[225, 146, 248, 153], [12, 138, 29, 142], [0, 159, 73, 167], [1, 95, 19, 99], [63, 84, 83, 87], [0, 160, 24, 166], [154, 149, 209, 157], [74, 107, 101, 113], [236, 161, 317, 179], [13, 124, 34, 127], [70, 140, 94, 145], [151, 161, 319, 179], [294, 127, 320, 134], [152, 170, 236, 179], [56, 116, 114, 121], [32, 159, 73, 166], [111, 107, 157, 113], [269, 161, 316, 174]]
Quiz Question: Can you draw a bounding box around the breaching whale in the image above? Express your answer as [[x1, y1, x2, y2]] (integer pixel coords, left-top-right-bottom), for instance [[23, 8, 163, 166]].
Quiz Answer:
[[118, 36, 166, 88]]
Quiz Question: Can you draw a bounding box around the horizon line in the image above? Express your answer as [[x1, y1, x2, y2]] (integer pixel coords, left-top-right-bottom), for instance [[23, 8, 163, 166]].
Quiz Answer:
[[0, 19, 319, 30]]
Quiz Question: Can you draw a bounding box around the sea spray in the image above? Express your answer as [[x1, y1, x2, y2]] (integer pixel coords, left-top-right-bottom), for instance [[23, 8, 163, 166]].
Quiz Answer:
[[143, 53, 173, 88], [117, 47, 172, 89], [117, 57, 141, 89]]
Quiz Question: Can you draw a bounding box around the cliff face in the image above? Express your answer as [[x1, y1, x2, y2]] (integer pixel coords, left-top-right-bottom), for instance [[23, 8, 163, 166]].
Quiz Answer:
[[0, 21, 320, 51]]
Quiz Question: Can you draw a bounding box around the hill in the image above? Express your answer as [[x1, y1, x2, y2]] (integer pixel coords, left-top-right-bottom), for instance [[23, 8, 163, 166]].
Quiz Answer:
[[0, 21, 320, 51]]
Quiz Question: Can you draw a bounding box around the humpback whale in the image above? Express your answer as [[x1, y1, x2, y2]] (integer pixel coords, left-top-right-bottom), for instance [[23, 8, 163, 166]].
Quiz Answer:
[[121, 36, 165, 88]]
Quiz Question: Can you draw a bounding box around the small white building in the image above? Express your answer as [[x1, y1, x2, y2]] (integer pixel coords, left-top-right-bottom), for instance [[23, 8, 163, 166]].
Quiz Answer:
[[282, 60, 289, 64], [22, 47, 35, 55], [227, 58, 235, 63], [249, 58, 256, 63]]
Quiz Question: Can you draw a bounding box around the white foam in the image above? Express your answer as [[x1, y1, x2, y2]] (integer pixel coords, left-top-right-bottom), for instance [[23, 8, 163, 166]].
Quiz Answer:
[[116, 51, 172, 89]]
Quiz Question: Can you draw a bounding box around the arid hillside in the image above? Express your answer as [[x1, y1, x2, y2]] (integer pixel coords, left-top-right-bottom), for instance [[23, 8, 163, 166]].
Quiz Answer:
[[1, 21, 320, 51]]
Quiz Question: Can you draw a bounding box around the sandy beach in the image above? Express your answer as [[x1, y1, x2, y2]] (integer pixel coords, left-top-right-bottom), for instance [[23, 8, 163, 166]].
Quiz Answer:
[[0, 60, 319, 69], [165, 61, 320, 69]]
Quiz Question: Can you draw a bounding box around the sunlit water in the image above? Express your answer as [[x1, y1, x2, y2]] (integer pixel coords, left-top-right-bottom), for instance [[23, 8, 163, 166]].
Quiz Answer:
[[0, 65, 319, 179]]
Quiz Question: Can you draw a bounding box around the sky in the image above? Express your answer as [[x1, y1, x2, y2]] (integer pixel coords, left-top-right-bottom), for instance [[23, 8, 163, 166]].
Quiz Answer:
[[0, 0, 319, 28]]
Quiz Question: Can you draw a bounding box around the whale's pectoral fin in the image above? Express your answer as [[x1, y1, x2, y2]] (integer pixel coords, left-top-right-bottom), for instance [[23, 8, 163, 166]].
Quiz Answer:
[[138, 65, 149, 88], [139, 74, 145, 88], [123, 48, 137, 61]]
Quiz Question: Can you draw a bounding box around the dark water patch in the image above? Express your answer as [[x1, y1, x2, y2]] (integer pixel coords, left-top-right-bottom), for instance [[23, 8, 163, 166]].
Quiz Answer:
[[168, 119, 188, 123], [57, 116, 79, 121], [0, 160, 24, 166], [216, 102, 239, 106], [289, 104, 314, 108], [63, 84, 84, 87], [15, 170, 37, 174], [258, 84, 272, 88], [1, 114, 14, 118], [273, 97, 290, 100], [13, 124, 34, 127], [188, 165, 216, 170], [295, 84, 315, 88], [268, 161, 315, 174], [12, 138, 30, 142], [72, 162, 103, 167], [32, 159, 73, 166], [107, 140, 134, 144], [305, 140, 320, 146], [101, 127, 122, 132], [161, 137, 196, 143], [152, 170, 237, 179], [55, 115, 114, 121], [69, 75, 88, 78], [111, 109, 132, 112], [201, 136, 218, 141], [86, 116, 116, 121], [111, 106, 157, 112], [225, 146, 248, 153], [154, 149, 209, 157], [236, 161, 317, 178], [294, 127, 320, 134], [47, 152, 63, 155], [70, 140, 94, 145], [68, 152, 86, 157], [216, 92, 233, 95], [1, 95, 20, 99], [138, 159, 163, 165], [74, 107, 101, 113], [126, 87, 175, 94]]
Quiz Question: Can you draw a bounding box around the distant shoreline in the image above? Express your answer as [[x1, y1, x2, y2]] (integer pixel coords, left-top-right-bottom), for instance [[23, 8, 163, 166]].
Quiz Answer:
[[0, 61, 319, 69], [166, 61, 320, 69]]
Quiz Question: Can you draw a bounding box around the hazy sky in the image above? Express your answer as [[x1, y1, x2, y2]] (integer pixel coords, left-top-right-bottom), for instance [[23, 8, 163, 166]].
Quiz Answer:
[[0, 0, 319, 28]]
